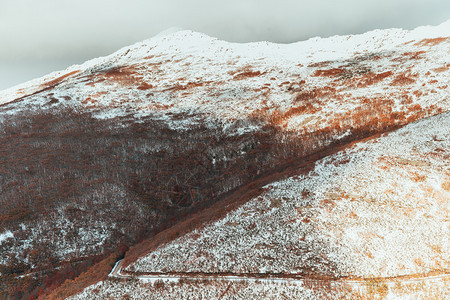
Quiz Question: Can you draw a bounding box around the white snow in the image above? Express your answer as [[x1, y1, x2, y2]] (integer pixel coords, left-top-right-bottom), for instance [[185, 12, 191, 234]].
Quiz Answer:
[[0, 230, 13, 243]]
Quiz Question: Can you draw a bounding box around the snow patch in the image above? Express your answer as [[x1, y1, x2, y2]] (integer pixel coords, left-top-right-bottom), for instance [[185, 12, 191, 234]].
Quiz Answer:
[[0, 230, 13, 243]]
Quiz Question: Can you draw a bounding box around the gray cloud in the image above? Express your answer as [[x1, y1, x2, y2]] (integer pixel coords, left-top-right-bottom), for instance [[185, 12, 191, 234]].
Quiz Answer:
[[1, 0, 449, 89]]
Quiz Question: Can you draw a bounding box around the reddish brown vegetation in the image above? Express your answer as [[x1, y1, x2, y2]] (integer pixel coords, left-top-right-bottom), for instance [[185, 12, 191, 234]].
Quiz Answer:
[[282, 104, 320, 120], [85, 78, 105, 87], [432, 64, 450, 73], [230, 65, 266, 80], [100, 66, 143, 85], [43, 70, 80, 88], [402, 51, 426, 60], [43, 253, 121, 300], [293, 87, 336, 103], [391, 73, 416, 85], [137, 83, 154, 90], [0, 71, 81, 106], [279, 81, 291, 86], [356, 71, 393, 87], [233, 70, 264, 80], [414, 37, 448, 47], [0, 252, 116, 300], [313, 68, 346, 77], [86, 63, 161, 88]]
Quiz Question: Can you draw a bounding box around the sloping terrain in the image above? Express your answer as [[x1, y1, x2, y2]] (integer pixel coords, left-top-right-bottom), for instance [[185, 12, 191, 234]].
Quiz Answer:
[[0, 21, 449, 298], [128, 112, 449, 278], [71, 112, 449, 299], [71, 275, 448, 300]]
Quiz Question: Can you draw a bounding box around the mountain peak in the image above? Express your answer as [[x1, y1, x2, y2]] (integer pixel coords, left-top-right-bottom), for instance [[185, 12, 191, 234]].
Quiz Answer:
[[152, 26, 186, 38], [1, 21, 449, 107]]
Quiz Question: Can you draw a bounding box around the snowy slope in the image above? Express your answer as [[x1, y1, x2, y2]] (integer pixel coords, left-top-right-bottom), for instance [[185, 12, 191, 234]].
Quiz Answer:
[[68, 22, 450, 299], [1, 20, 449, 133], [128, 112, 449, 278], [1, 20, 449, 299], [71, 273, 448, 300], [1, 20, 449, 105]]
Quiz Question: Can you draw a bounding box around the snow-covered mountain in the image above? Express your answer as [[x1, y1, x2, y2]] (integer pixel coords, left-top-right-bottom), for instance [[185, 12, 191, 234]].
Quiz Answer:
[[0, 21, 448, 299], [74, 112, 450, 300], [1, 20, 449, 128]]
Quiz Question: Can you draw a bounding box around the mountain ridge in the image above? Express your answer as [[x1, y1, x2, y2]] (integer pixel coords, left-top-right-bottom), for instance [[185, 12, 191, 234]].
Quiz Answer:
[[0, 21, 448, 299], [1, 19, 449, 106]]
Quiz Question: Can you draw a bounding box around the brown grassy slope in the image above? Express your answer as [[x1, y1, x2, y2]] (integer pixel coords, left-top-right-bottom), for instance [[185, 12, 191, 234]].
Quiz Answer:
[[43, 253, 120, 300]]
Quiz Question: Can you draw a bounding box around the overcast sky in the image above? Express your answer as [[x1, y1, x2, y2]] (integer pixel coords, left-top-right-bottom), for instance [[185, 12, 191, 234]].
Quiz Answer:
[[1, 0, 449, 90]]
